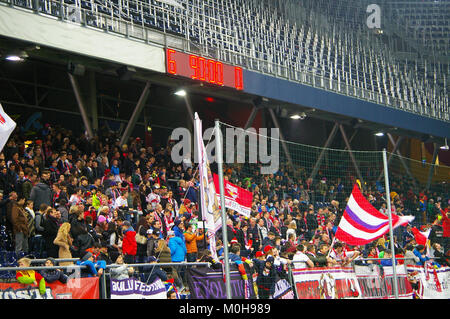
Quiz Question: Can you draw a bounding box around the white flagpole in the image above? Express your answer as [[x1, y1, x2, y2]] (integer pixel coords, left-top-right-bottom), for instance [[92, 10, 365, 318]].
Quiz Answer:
[[382, 148, 399, 299], [215, 119, 232, 299]]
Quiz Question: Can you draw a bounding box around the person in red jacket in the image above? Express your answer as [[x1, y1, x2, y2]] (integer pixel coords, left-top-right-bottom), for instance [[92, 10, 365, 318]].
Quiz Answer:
[[121, 221, 137, 264]]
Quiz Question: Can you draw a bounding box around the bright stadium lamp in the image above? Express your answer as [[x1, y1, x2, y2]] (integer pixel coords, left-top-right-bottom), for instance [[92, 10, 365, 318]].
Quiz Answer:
[[5, 50, 28, 62], [441, 138, 449, 150], [375, 132, 385, 137], [290, 112, 306, 120], [175, 89, 187, 97]]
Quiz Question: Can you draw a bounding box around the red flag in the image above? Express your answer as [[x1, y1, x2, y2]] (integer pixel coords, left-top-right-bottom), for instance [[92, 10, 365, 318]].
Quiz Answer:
[[411, 227, 430, 246]]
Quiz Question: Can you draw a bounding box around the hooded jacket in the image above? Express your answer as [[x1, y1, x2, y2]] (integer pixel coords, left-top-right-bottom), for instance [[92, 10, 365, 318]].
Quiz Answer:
[[168, 236, 187, 262], [30, 182, 52, 209]]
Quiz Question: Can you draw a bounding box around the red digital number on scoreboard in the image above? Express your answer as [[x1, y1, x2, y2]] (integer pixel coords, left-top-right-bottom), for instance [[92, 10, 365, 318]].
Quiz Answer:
[[166, 48, 243, 90]]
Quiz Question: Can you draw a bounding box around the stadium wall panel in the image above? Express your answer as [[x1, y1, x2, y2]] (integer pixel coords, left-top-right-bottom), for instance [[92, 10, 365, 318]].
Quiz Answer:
[[243, 70, 449, 139], [0, 6, 165, 73]]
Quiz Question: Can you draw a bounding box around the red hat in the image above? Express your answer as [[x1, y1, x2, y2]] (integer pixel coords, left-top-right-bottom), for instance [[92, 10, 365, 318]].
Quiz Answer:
[[230, 237, 238, 244], [255, 251, 264, 258], [263, 245, 273, 254]]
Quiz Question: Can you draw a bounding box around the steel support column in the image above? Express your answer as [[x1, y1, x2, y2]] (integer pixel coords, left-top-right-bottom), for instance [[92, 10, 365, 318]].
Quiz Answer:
[[267, 108, 295, 171], [68, 73, 94, 139], [244, 104, 259, 130], [339, 124, 365, 188], [309, 123, 339, 183], [88, 70, 98, 132], [426, 143, 439, 191], [119, 81, 151, 146]]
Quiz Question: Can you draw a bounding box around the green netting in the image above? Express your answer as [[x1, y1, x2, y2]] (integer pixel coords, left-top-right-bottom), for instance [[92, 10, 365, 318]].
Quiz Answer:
[[217, 121, 449, 226]]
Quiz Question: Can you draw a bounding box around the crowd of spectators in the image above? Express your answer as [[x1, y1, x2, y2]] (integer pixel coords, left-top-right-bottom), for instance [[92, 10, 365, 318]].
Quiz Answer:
[[0, 122, 448, 298]]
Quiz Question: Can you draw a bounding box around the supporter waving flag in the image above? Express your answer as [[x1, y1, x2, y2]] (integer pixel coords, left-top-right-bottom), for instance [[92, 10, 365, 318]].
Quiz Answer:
[[0, 103, 16, 153], [335, 184, 414, 246]]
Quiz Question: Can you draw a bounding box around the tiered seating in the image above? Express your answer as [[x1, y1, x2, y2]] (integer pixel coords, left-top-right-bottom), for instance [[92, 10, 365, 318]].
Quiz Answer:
[[3, 0, 448, 121]]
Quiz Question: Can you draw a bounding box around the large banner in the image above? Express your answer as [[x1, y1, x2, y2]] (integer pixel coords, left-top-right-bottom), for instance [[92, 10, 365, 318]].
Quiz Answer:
[[292, 267, 361, 299], [273, 279, 295, 299], [0, 277, 99, 299], [407, 265, 450, 299], [213, 173, 253, 218], [354, 264, 413, 299], [110, 278, 167, 299], [187, 265, 256, 299], [195, 113, 221, 260]]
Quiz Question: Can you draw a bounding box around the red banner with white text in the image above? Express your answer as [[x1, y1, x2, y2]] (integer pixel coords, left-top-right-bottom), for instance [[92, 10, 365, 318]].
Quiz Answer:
[[213, 173, 253, 218], [0, 277, 99, 299]]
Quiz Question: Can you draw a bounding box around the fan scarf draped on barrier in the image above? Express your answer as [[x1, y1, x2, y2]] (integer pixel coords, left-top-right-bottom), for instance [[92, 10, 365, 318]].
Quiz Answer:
[[335, 184, 415, 245]]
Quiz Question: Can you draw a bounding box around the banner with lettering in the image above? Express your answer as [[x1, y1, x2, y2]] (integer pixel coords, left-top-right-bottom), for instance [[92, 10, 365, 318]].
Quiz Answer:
[[353, 264, 413, 299], [273, 279, 295, 299], [110, 278, 167, 299], [0, 277, 99, 299], [292, 267, 361, 299], [406, 265, 450, 299], [186, 265, 256, 299], [213, 173, 253, 218]]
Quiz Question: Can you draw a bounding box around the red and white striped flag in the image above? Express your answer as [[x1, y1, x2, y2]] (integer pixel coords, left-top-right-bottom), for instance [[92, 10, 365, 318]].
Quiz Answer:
[[0, 103, 16, 153], [335, 184, 414, 246]]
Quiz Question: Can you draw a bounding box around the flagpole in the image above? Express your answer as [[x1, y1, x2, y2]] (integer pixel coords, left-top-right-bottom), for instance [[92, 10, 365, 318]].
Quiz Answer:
[[382, 148, 399, 299], [215, 119, 232, 299]]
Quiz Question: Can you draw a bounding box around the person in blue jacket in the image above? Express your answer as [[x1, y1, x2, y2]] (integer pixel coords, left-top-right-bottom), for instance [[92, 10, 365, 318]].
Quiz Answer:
[[168, 230, 186, 262], [76, 252, 107, 277], [413, 244, 441, 267]]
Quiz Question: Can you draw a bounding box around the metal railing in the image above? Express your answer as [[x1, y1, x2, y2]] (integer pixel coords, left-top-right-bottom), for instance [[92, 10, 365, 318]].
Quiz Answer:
[[1, 258, 210, 299], [0, 0, 448, 122]]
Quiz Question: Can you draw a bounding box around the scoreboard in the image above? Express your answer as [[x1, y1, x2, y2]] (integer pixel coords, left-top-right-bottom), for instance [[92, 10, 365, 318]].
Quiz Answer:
[[166, 48, 244, 90]]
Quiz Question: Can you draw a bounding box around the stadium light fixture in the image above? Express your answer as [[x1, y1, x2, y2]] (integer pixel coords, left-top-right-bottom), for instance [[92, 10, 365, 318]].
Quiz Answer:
[[375, 132, 385, 137], [290, 112, 306, 120], [5, 50, 28, 62], [175, 89, 187, 97], [441, 138, 449, 150]]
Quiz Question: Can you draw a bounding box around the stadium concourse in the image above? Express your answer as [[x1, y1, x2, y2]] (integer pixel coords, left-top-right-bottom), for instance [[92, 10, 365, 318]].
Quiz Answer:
[[0, 121, 448, 299]]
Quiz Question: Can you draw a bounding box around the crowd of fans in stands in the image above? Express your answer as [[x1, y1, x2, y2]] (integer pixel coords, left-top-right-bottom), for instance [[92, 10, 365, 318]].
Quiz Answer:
[[0, 122, 448, 298]]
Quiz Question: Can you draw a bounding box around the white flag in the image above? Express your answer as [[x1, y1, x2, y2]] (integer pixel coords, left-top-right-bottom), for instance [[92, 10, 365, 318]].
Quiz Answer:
[[0, 103, 16, 153], [195, 112, 221, 260]]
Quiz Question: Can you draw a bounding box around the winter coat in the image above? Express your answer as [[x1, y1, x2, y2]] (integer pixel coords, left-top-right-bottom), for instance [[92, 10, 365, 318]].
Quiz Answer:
[[39, 269, 68, 284], [122, 227, 137, 256], [53, 234, 73, 266], [11, 203, 29, 236], [184, 231, 204, 254], [72, 233, 95, 258], [168, 236, 187, 262], [42, 215, 60, 258], [29, 182, 52, 210]]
